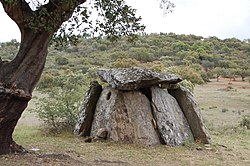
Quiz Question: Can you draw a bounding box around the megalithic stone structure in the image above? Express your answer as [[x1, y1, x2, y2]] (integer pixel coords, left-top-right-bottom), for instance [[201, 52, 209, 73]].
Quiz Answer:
[[74, 68, 211, 146]]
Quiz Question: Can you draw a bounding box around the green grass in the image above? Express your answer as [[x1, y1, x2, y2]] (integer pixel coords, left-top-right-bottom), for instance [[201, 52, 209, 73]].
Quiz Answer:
[[0, 78, 250, 166]]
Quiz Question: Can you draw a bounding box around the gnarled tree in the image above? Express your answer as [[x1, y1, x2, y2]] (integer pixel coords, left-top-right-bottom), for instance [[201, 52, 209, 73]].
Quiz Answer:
[[0, 0, 174, 155]]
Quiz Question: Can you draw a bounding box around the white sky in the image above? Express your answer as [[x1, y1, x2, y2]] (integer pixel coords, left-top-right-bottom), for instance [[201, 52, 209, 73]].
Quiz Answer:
[[0, 0, 250, 42]]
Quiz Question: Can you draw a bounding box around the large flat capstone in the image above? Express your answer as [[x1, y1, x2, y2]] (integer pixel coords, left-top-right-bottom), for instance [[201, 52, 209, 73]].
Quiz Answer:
[[97, 68, 182, 91]]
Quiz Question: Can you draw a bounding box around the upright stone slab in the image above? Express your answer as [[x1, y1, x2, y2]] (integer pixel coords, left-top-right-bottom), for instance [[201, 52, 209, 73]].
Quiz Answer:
[[122, 91, 160, 145], [90, 87, 120, 137], [151, 86, 194, 146], [169, 86, 211, 144], [73, 81, 102, 136], [91, 87, 160, 146]]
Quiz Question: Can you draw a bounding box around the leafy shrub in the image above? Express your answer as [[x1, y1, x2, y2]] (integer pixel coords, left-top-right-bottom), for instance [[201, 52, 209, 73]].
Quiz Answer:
[[34, 72, 88, 133], [36, 96, 79, 133], [180, 79, 195, 92], [128, 47, 156, 62], [139, 61, 165, 72], [55, 56, 69, 65], [149, 62, 165, 72], [165, 66, 205, 85], [110, 58, 140, 68], [109, 51, 130, 61]]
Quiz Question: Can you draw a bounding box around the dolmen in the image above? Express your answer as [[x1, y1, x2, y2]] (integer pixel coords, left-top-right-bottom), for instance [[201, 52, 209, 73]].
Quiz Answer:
[[74, 67, 210, 146]]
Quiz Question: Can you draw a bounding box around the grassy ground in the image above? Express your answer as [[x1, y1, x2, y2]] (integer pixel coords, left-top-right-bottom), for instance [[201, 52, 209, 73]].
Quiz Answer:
[[0, 78, 249, 166]]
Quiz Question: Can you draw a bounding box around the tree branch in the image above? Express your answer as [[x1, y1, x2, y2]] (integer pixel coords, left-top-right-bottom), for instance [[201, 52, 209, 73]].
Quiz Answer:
[[39, 0, 87, 29], [0, 0, 33, 29], [0, 0, 87, 32]]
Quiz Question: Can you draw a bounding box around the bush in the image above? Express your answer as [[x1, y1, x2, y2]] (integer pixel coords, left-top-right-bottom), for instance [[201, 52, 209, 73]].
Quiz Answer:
[[55, 56, 69, 65], [180, 79, 195, 92], [36, 96, 79, 133], [34, 72, 88, 133], [165, 66, 205, 85], [110, 58, 140, 68]]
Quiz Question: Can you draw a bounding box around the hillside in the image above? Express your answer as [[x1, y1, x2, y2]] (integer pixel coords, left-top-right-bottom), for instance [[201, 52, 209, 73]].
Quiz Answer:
[[1, 33, 250, 86]]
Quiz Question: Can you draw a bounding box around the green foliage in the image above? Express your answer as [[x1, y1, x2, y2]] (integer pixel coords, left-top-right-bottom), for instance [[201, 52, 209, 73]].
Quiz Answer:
[[235, 68, 250, 81], [180, 80, 195, 92], [55, 56, 69, 65], [147, 61, 166, 72], [0, 39, 19, 60], [165, 66, 205, 85], [209, 67, 226, 80], [110, 58, 140, 68], [35, 95, 79, 134], [35, 72, 88, 133], [128, 47, 156, 62], [221, 68, 237, 79], [51, 0, 148, 46], [1, 33, 250, 84]]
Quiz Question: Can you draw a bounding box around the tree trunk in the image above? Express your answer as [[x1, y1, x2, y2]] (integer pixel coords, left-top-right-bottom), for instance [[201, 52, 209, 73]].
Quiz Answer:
[[0, 30, 51, 155], [0, 0, 87, 155], [0, 95, 29, 154]]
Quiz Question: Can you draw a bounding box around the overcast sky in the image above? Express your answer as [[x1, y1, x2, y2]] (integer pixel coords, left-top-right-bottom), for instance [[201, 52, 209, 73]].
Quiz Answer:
[[0, 0, 250, 42]]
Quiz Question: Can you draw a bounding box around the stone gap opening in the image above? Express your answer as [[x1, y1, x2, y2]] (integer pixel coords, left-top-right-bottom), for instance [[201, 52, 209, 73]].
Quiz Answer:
[[139, 88, 152, 102], [106, 91, 111, 100]]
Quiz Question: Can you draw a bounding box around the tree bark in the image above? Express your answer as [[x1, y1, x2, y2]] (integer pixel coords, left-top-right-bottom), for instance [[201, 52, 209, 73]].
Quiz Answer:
[[0, 93, 29, 154], [0, 30, 51, 155]]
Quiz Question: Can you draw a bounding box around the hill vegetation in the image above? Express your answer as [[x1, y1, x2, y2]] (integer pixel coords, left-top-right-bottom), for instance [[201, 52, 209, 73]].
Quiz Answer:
[[1, 33, 250, 84]]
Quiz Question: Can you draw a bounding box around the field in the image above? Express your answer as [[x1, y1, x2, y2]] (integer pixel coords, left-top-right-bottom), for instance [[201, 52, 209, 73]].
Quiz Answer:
[[0, 78, 249, 166]]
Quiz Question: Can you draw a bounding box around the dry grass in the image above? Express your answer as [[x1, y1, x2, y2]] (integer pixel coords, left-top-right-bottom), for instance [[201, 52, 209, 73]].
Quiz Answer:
[[0, 78, 250, 166], [195, 78, 250, 128]]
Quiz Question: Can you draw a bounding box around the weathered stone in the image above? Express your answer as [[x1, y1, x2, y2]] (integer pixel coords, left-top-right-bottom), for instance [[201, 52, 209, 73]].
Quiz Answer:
[[91, 87, 160, 146], [122, 91, 160, 145], [151, 86, 194, 146], [90, 87, 119, 137], [97, 68, 182, 91], [95, 128, 108, 139], [73, 81, 102, 136], [74, 68, 211, 146], [169, 86, 211, 144]]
